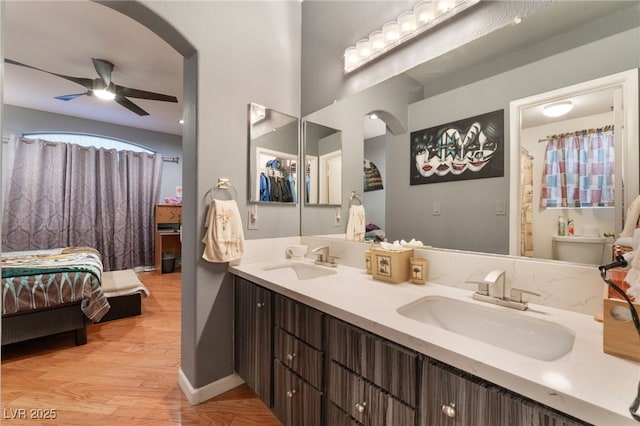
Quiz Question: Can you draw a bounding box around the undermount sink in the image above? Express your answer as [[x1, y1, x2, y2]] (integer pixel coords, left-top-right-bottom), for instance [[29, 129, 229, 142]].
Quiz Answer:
[[397, 295, 575, 361], [262, 262, 337, 280]]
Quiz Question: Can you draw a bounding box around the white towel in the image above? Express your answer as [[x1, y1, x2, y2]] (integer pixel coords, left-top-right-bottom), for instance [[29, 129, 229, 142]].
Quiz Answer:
[[623, 228, 640, 300], [202, 199, 245, 263], [346, 205, 366, 241]]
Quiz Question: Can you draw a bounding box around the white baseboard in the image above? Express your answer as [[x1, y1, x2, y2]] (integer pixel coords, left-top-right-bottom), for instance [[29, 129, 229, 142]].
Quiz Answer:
[[178, 368, 244, 405]]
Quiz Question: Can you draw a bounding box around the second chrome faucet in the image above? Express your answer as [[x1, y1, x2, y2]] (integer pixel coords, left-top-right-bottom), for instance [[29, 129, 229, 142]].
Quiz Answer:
[[468, 270, 539, 311], [311, 245, 338, 267]]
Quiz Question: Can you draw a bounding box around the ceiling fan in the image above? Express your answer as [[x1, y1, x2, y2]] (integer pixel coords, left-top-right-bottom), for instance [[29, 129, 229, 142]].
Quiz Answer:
[[4, 57, 178, 116]]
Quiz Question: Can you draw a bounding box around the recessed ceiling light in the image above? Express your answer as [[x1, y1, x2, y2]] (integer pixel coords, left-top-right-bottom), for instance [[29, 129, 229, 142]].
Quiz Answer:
[[178, 119, 184, 124], [543, 101, 573, 117]]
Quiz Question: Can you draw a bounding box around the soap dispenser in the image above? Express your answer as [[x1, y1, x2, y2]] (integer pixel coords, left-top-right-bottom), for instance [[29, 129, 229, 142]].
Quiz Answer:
[[557, 216, 566, 236]]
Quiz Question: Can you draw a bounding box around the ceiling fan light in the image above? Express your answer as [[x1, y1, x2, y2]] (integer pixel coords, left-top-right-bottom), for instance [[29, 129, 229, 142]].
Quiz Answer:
[[543, 101, 573, 117], [94, 89, 116, 101]]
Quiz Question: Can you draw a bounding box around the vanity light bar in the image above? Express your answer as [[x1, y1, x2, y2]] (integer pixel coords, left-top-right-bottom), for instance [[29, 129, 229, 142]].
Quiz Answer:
[[343, 0, 481, 74]]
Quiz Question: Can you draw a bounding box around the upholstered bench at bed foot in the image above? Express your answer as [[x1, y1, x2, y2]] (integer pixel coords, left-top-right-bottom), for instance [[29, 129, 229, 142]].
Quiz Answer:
[[98, 269, 149, 323]]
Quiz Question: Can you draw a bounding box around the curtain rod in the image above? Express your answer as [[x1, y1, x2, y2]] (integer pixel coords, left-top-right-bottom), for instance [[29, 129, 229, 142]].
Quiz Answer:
[[538, 124, 614, 142]]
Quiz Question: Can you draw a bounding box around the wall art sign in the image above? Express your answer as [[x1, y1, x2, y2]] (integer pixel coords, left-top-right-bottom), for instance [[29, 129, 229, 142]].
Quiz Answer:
[[410, 109, 504, 185]]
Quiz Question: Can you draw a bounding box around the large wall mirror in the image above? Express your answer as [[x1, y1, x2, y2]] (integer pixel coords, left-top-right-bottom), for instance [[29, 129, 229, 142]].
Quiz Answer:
[[248, 103, 299, 203], [299, 1, 640, 267], [303, 121, 342, 205]]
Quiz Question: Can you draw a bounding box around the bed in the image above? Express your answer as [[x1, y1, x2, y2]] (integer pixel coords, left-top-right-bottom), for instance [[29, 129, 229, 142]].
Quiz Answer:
[[1, 247, 110, 346]]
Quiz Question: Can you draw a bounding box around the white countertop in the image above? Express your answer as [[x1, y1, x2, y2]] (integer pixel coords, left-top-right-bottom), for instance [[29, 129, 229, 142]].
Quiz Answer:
[[230, 258, 640, 426]]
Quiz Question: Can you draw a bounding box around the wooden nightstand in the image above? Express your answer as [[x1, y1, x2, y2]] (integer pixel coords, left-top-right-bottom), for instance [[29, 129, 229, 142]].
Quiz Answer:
[[155, 204, 182, 273]]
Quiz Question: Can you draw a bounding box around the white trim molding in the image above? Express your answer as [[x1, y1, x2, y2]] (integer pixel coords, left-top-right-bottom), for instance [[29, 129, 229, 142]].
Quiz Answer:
[[178, 368, 244, 405]]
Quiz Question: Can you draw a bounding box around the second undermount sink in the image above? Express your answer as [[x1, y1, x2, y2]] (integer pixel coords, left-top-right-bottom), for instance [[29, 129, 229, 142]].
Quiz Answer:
[[262, 262, 337, 280], [397, 295, 575, 361]]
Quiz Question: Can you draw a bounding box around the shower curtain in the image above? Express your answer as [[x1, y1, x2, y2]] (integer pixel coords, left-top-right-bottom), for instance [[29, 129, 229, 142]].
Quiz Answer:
[[1, 136, 163, 271], [540, 126, 615, 208]]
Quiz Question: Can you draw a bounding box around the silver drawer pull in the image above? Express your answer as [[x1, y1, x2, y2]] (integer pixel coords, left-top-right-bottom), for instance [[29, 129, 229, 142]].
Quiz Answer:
[[355, 402, 367, 413], [286, 390, 296, 398], [286, 353, 296, 361], [256, 302, 265, 308], [441, 403, 456, 418]]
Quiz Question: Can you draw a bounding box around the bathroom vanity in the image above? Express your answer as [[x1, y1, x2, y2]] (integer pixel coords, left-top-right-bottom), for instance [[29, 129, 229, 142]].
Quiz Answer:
[[230, 243, 640, 426]]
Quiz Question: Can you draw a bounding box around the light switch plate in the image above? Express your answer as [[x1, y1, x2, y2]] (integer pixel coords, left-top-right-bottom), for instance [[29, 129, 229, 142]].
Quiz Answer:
[[248, 209, 259, 230], [433, 202, 441, 216], [496, 200, 506, 215]]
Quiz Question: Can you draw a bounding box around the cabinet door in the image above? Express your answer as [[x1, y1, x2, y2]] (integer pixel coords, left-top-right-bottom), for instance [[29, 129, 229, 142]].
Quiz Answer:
[[329, 361, 416, 426], [273, 360, 322, 426], [234, 277, 272, 406], [274, 294, 324, 349], [329, 318, 418, 406], [274, 326, 323, 390], [420, 359, 493, 426], [420, 359, 591, 426]]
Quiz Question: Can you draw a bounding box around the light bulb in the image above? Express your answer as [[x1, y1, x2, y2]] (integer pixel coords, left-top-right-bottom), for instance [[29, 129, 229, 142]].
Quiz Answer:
[[369, 31, 385, 51], [344, 47, 359, 70], [414, 1, 435, 25], [383, 21, 400, 44], [93, 89, 116, 100], [356, 39, 372, 59], [398, 12, 416, 35]]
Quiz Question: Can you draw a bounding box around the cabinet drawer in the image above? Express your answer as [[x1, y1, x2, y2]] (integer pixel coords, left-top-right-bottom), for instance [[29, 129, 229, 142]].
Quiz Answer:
[[156, 205, 181, 223], [274, 326, 323, 390], [329, 361, 416, 426], [328, 402, 360, 426], [329, 318, 418, 406], [274, 294, 323, 349], [273, 360, 322, 426]]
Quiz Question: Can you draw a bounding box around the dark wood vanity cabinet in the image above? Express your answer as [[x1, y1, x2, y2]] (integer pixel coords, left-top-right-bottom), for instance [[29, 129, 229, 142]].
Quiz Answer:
[[232, 276, 592, 426], [272, 294, 325, 426], [233, 277, 273, 407], [327, 318, 418, 425], [420, 359, 591, 426]]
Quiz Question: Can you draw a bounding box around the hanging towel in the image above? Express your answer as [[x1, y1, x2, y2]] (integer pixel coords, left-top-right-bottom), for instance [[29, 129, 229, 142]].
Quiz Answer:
[[202, 199, 245, 263], [346, 205, 366, 241]]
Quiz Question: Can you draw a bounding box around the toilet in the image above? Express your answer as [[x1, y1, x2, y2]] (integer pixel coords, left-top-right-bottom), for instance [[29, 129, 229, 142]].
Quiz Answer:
[[552, 235, 606, 264]]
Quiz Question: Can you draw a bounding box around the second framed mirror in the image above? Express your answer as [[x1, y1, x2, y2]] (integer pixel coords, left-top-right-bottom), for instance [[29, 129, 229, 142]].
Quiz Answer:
[[303, 120, 342, 205]]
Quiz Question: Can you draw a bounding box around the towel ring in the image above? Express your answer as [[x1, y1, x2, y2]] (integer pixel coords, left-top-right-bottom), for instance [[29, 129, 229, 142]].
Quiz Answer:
[[205, 178, 238, 202], [349, 191, 363, 206]]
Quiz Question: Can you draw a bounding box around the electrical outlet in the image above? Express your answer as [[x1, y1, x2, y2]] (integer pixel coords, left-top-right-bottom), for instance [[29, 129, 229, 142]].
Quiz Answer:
[[432, 202, 441, 216], [248, 209, 259, 230], [334, 207, 341, 227], [496, 200, 506, 215]]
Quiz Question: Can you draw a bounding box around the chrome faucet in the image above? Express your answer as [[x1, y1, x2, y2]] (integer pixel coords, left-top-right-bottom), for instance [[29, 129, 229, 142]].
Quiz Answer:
[[467, 270, 540, 311], [311, 245, 338, 267]]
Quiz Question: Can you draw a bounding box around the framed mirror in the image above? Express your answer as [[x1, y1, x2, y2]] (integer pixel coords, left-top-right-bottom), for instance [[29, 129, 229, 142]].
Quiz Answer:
[[303, 120, 342, 205], [248, 103, 299, 203]]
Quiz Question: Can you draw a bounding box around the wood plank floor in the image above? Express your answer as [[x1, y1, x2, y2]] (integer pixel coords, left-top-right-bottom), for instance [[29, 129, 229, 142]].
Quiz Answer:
[[2, 271, 283, 425]]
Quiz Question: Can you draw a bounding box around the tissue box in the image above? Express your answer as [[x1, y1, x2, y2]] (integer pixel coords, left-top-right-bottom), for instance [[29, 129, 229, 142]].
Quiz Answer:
[[603, 285, 640, 362], [371, 247, 414, 284]]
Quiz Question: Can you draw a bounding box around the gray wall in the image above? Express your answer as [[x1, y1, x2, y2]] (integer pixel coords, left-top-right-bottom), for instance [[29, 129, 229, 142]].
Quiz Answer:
[[2, 105, 182, 202], [138, 1, 302, 392], [390, 24, 640, 254]]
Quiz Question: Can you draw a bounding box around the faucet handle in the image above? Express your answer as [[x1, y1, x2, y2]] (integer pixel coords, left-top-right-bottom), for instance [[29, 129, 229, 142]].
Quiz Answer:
[[465, 280, 489, 296], [510, 288, 540, 303]]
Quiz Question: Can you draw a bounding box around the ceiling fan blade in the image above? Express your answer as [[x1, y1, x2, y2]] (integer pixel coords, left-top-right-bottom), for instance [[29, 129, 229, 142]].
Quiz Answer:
[[91, 58, 114, 87], [115, 96, 149, 116], [4, 58, 94, 90], [116, 85, 178, 103], [55, 92, 89, 101]]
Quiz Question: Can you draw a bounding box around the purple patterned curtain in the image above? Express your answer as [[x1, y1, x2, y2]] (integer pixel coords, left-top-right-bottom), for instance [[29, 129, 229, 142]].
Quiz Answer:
[[540, 126, 615, 208], [2, 136, 162, 271]]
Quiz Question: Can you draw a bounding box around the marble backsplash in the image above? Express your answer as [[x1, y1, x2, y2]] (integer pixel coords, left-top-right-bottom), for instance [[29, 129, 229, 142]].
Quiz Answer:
[[239, 236, 605, 316]]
